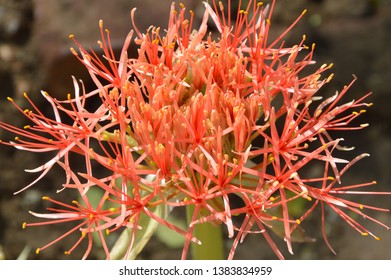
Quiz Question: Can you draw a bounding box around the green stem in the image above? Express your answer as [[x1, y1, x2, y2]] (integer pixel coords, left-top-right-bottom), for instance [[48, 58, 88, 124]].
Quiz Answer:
[[186, 204, 225, 260]]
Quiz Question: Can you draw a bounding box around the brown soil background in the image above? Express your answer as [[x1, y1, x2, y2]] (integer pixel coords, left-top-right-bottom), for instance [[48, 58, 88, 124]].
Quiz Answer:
[[0, 0, 390, 260]]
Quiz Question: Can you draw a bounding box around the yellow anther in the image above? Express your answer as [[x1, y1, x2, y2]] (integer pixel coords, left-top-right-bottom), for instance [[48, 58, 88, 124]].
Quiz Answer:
[[7, 97, 14, 102], [269, 196, 275, 202], [352, 111, 359, 115], [219, 1, 224, 11], [180, 3, 185, 9], [70, 47, 78, 56], [372, 180, 377, 184], [375, 236, 381, 241], [42, 196, 49, 200], [257, 2, 263, 7], [36, 248, 40, 255], [327, 176, 335, 181], [296, 219, 301, 225], [360, 123, 369, 128], [24, 125, 30, 129], [99, 19, 103, 28], [326, 73, 334, 83], [69, 34, 74, 39], [72, 200, 79, 205], [361, 232, 368, 236], [272, 216, 278, 220], [64, 251, 71, 255], [89, 213, 93, 219], [22, 222, 27, 229], [302, 9, 307, 16], [106, 229, 110, 236], [306, 196, 313, 202], [14, 136, 19, 141], [359, 204, 364, 210], [67, 93, 71, 100]]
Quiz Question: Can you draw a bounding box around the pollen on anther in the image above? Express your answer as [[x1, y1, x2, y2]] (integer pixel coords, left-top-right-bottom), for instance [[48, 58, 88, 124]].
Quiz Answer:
[[42, 196, 49, 200], [22, 222, 27, 229], [361, 232, 368, 236], [296, 219, 301, 225], [106, 229, 110, 235], [70, 47, 78, 56], [36, 248, 40, 255]]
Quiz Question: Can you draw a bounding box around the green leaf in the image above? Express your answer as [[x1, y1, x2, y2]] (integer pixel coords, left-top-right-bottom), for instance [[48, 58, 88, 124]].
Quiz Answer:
[[109, 203, 169, 260], [155, 215, 185, 249]]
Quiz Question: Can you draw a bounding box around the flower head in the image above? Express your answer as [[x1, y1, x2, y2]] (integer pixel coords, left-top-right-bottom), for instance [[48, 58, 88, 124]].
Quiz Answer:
[[1, 0, 389, 259]]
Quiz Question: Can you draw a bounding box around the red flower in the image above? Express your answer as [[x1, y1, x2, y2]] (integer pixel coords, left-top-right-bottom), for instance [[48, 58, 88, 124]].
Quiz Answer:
[[1, 0, 389, 259]]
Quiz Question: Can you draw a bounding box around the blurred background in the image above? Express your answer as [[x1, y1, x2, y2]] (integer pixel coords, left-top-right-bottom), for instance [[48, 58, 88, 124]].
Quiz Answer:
[[0, 0, 390, 259]]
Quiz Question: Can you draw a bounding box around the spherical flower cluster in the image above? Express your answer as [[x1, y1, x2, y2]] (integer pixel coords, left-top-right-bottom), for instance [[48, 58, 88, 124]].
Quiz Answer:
[[1, 0, 389, 259]]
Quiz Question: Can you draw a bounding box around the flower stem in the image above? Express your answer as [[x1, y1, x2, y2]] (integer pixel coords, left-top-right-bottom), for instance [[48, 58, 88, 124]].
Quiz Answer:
[[186, 204, 225, 260]]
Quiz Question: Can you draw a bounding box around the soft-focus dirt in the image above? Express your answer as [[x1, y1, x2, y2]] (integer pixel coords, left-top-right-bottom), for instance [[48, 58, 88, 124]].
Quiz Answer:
[[0, 0, 390, 260]]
